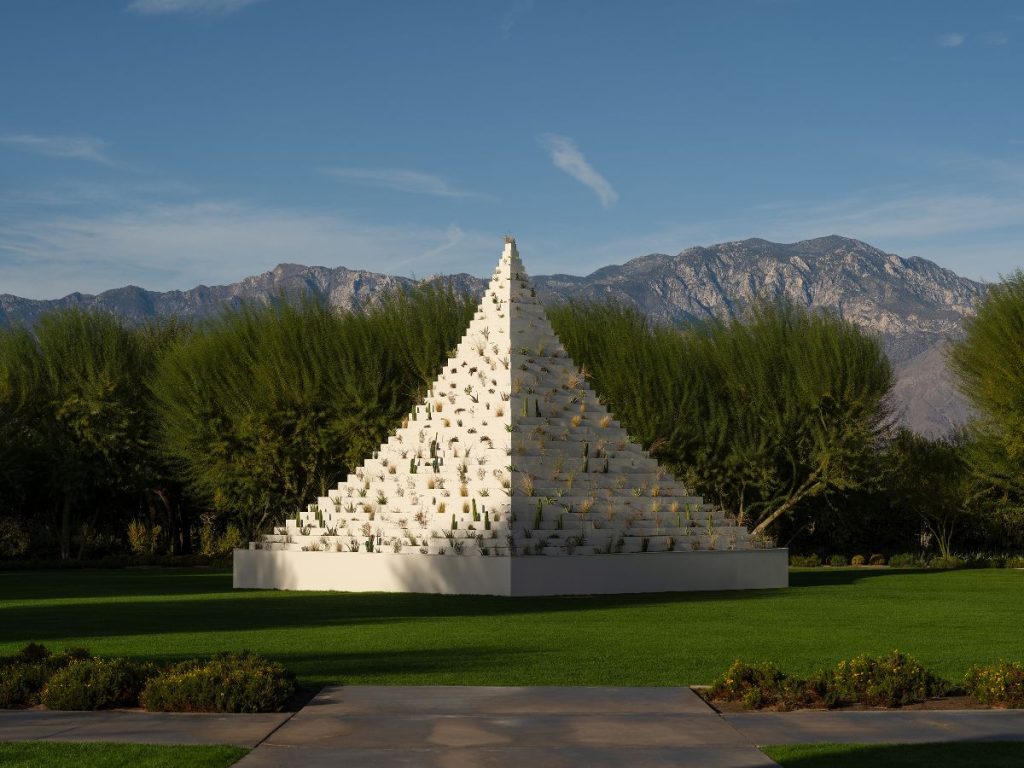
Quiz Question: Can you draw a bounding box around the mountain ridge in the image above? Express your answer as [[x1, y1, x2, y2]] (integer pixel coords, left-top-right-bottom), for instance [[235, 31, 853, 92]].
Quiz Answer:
[[1, 235, 985, 435]]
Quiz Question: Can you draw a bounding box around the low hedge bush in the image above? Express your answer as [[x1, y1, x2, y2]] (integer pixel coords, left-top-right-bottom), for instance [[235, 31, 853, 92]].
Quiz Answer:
[[868, 553, 886, 566], [40, 657, 157, 710], [140, 651, 295, 713], [0, 644, 91, 708], [827, 554, 846, 567], [789, 554, 821, 567], [818, 651, 952, 707], [705, 661, 823, 710], [706, 651, 952, 710], [850, 554, 866, 566], [888, 553, 924, 568], [965, 661, 1024, 708]]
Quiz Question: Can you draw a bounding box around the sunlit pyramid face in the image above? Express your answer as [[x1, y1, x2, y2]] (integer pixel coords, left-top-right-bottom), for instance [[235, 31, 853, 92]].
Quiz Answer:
[[264, 238, 753, 558]]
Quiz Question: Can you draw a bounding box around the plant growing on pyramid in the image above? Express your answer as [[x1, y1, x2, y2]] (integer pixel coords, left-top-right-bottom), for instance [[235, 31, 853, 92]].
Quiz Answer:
[[451, 513, 457, 530], [520, 474, 535, 497]]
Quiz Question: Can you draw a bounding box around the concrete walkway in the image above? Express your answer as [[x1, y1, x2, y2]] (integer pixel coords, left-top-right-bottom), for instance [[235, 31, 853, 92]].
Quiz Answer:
[[0, 709, 291, 748], [4, 688, 1024, 767], [233, 686, 775, 767]]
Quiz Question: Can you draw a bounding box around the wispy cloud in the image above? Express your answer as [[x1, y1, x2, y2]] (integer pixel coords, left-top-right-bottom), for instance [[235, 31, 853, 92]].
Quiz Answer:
[[0, 133, 115, 165], [0, 199, 495, 299], [500, 0, 532, 39], [539, 133, 618, 208], [321, 167, 484, 199], [126, 0, 266, 15], [936, 33, 965, 48]]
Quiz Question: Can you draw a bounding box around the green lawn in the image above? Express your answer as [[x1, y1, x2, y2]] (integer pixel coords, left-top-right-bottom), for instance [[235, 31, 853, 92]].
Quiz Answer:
[[1, 567, 1022, 687], [0, 742, 246, 768], [762, 742, 1024, 767]]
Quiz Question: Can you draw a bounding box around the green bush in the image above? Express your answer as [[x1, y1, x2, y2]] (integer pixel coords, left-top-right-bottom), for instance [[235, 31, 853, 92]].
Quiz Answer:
[[889, 552, 924, 568], [817, 651, 952, 707], [868, 553, 886, 566], [705, 660, 823, 710], [827, 554, 847, 567], [789, 554, 821, 567], [0, 644, 91, 708], [850, 554, 866, 566], [965, 661, 1024, 708], [140, 652, 295, 713], [1006, 556, 1024, 569], [929, 555, 965, 569], [41, 657, 156, 710]]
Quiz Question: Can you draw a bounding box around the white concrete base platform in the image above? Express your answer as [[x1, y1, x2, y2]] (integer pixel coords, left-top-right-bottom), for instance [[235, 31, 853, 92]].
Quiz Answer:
[[232, 548, 788, 595]]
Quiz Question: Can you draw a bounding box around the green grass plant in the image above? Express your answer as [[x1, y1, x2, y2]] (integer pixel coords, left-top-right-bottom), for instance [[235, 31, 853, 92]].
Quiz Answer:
[[0, 742, 246, 768], [1, 568, 1021, 687], [761, 742, 1024, 768]]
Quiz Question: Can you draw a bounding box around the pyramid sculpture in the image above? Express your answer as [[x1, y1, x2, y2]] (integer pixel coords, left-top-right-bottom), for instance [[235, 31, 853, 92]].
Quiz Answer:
[[253, 238, 758, 563]]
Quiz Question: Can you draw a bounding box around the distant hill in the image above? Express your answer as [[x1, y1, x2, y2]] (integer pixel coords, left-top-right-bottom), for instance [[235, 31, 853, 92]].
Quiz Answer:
[[0, 235, 984, 435]]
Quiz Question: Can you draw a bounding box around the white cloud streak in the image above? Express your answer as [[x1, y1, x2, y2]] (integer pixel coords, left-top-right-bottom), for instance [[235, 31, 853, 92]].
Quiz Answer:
[[0, 200, 495, 299], [126, 0, 266, 15], [937, 33, 965, 47], [0, 134, 115, 165], [500, 0, 533, 39], [321, 167, 485, 199], [540, 134, 618, 208]]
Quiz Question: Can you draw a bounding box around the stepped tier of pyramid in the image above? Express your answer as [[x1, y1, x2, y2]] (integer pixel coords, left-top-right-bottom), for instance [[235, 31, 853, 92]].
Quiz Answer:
[[234, 239, 787, 595]]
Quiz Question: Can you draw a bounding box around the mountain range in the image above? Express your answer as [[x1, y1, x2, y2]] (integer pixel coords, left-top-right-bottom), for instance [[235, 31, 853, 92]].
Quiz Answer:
[[0, 235, 985, 435]]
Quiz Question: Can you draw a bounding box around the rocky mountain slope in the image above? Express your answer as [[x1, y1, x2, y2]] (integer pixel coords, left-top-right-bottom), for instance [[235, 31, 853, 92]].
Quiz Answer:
[[0, 236, 984, 435]]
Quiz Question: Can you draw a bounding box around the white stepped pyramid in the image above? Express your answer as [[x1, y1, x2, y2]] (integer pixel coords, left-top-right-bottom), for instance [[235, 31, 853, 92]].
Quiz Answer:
[[234, 238, 787, 595]]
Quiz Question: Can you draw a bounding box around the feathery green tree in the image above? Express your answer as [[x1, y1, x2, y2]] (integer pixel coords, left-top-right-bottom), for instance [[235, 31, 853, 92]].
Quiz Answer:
[[149, 287, 473, 539], [548, 300, 894, 538], [950, 270, 1024, 528]]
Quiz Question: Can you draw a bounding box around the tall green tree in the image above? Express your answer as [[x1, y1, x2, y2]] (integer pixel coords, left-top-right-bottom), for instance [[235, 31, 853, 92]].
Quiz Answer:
[[149, 287, 473, 539], [0, 311, 160, 559], [548, 300, 894, 538], [950, 270, 1024, 529]]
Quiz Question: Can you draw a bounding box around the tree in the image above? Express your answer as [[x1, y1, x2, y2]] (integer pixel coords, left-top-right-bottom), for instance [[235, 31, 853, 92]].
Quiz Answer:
[[149, 287, 473, 540], [0, 311, 160, 559], [950, 270, 1024, 529], [548, 300, 894, 538]]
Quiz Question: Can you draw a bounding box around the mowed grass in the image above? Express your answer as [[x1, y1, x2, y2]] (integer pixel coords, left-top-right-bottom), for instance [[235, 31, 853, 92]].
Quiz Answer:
[[1, 567, 1022, 687], [761, 742, 1024, 768], [0, 742, 247, 768]]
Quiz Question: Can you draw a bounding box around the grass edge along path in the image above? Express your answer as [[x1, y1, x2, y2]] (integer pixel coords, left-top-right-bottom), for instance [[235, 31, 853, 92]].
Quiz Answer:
[[1, 567, 1022, 687], [0, 742, 247, 768], [761, 742, 1024, 768]]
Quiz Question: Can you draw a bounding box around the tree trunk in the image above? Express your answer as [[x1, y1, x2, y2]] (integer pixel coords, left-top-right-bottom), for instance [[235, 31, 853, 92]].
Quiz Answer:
[[59, 497, 72, 560]]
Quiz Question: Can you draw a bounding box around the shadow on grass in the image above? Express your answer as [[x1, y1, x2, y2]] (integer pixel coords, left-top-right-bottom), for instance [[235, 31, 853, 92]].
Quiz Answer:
[[762, 741, 1024, 768], [788, 568, 942, 588], [0, 568, 802, 645]]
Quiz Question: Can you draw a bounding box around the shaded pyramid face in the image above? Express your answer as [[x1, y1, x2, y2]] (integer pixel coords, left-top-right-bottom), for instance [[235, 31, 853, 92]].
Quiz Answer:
[[262, 239, 753, 556]]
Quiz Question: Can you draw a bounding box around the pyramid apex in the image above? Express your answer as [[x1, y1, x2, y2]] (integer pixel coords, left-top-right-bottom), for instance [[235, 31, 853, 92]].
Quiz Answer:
[[503, 235, 518, 258]]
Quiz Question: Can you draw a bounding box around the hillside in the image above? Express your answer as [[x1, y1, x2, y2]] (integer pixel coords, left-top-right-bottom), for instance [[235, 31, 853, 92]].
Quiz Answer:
[[0, 236, 984, 435]]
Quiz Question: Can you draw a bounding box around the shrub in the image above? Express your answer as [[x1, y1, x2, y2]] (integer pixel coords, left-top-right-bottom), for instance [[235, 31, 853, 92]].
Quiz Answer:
[[851, 554, 866, 566], [141, 652, 295, 713], [0, 517, 29, 558], [965, 661, 1024, 708], [789, 554, 821, 568], [1006, 556, 1024, 569], [817, 651, 952, 707], [889, 552, 923, 568], [127, 520, 161, 556], [868, 553, 886, 566], [0, 644, 91, 709], [827, 554, 847, 567], [929, 555, 965, 569], [41, 657, 156, 710], [705, 661, 824, 710]]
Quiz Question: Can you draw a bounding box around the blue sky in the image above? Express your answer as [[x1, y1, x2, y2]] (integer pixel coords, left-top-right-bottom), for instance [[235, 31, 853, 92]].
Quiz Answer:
[[1, 0, 1022, 299]]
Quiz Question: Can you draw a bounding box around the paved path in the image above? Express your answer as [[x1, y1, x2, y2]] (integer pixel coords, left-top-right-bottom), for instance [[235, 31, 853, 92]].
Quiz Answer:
[[4, 688, 1024, 767], [233, 687, 777, 767], [725, 709, 1024, 745], [0, 709, 291, 748]]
